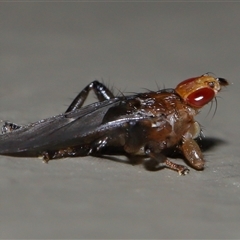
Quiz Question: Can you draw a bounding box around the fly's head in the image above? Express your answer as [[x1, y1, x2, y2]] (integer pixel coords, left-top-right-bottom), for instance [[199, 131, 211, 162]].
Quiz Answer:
[[175, 74, 228, 109]]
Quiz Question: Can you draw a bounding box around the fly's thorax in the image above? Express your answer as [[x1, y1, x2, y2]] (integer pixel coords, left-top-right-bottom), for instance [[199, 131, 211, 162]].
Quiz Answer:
[[119, 91, 198, 153], [144, 100, 197, 150]]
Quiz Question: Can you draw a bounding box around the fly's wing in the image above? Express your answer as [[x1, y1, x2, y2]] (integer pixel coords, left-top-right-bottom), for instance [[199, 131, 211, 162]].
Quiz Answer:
[[0, 98, 125, 155]]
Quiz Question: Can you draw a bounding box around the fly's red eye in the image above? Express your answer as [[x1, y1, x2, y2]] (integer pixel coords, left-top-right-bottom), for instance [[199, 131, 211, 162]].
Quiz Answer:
[[186, 88, 215, 108]]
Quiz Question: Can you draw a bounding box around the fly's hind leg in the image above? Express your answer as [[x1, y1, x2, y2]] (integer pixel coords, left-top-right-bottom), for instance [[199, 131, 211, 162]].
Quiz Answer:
[[144, 145, 190, 175], [41, 148, 77, 163], [40, 144, 91, 163], [66, 80, 115, 113], [40, 137, 109, 163], [1, 121, 21, 134]]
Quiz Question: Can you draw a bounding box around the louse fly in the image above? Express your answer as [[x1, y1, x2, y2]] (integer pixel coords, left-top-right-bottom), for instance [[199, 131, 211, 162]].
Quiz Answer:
[[0, 74, 228, 175]]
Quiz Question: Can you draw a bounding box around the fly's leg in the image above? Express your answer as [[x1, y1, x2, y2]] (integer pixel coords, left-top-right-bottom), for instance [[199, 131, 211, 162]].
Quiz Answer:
[[41, 148, 77, 163], [66, 80, 115, 113], [181, 138, 205, 170], [144, 146, 190, 175], [1, 121, 21, 134], [123, 121, 188, 174], [41, 144, 91, 163], [41, 137, 109, 163]]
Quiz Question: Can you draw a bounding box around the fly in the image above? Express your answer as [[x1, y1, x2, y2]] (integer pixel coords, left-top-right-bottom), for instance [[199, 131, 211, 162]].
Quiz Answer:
[[0, 74, 228, 175]]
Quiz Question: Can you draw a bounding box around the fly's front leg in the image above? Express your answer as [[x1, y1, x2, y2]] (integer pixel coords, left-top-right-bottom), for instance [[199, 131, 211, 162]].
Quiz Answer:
[[1, 121, 21, 134], [66, 80, 115, 112], [144, 145, 190, 175], [181, 138, 205, 170]]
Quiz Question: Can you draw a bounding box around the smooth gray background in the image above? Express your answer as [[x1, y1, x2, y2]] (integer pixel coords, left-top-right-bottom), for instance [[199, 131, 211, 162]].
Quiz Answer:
[[0, 2, 239, 239]]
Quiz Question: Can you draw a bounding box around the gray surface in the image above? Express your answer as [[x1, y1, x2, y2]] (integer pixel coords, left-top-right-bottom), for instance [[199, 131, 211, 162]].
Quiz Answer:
[[0, 2, 239, 239]]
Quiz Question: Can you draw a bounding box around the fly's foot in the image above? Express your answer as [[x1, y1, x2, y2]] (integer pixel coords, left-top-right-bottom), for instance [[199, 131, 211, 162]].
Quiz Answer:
[[40, 151, 51, 163], [179, 168, 190, 175], [165, 159, 190, 175]]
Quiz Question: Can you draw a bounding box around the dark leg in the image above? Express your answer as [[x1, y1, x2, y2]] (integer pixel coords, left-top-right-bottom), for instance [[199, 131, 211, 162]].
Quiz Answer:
[[66, 80, 115, 113], [41, 137, 109, 162], [1, 121, 21, 134], [41, 145, 90, 163], [2, 81, 114, 133]]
